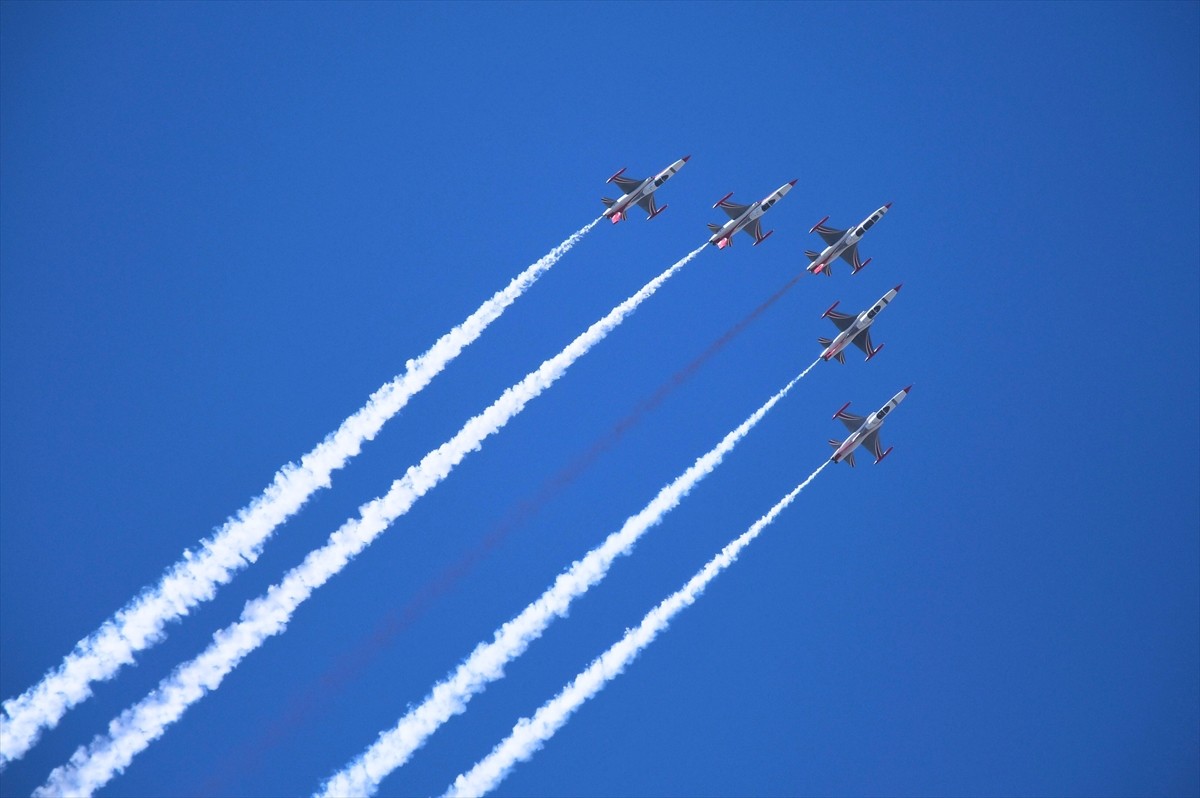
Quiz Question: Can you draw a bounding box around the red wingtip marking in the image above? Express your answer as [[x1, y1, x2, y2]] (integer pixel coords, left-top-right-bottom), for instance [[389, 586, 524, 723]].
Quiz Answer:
[[833, 401, 851, 419], [809, 215, 829, 234], [713, 191, 734, 208]]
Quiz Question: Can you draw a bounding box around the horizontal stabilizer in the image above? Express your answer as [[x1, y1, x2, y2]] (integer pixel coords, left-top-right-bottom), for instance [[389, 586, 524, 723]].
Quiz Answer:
[[601, 197, 616, 208], [817, 336, 832, 347], [707, 222, 722, 234], [805, 250, 821, 262]]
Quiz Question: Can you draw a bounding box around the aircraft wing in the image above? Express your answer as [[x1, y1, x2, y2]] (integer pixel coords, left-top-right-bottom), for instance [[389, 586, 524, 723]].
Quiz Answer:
[[836, 409, 866, 433], [636, 193, 659, 218], [814, 223, 847, 246], [825, 310, 856, 333], [719, 201, 752, 220], [861, 428, 886, 462], [612, 175, 645, 196], [839, 242, 864, 270], [850, 328, 874, 355], [740, 217, 767, 243]]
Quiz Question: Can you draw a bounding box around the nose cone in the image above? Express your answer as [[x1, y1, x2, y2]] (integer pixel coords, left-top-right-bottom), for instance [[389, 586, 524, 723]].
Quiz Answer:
[[788, 179, 798, 186], [681, 154, 691, 162], [902, 384, 913, 393], [884, 202, 893, 209], [894, 283, 903, 292]]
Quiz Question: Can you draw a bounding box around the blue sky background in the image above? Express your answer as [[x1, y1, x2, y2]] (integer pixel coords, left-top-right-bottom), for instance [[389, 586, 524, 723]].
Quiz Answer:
[[2, 2, 1197, 796]]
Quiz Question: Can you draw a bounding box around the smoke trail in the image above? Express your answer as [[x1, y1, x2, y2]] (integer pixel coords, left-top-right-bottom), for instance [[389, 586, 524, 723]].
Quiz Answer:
[[210, 270, 807, 794], [0, 219, 600, 769], [446, 461, 830, 798], [35, 244, 705, 798], [318, 358, 822, 798]]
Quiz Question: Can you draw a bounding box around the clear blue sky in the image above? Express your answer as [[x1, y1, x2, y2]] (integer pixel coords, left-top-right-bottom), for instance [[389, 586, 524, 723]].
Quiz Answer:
[[2, 2, 1197, 796]]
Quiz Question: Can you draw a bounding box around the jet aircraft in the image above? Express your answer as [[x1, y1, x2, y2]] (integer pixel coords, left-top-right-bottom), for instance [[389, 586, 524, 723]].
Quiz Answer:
[[805, 203, 892, 275], [601, 156, 690, 223], [706, 180, 797, 249], [818, 284, 902, 363], [829, 385, 911, 466]]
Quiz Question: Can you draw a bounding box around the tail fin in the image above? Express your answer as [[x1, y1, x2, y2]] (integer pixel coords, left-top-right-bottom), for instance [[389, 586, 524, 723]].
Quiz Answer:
[[817, 337, 844, 362], [827, 440, 854, 467], [601, 197, 616, 208], [706, 222, 722, 234]]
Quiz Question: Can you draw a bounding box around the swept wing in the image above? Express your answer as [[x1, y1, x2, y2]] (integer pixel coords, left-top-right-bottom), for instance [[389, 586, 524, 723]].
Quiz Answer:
[[860, 428, 887, 462], [740, 217, 769, 243], [839, 242, 863, 269], [636, 193, 659, 218], [825, 309, 856, 333], [813, 223, 847, 247], [611, 174, 645, 196], [850, 328, 874, 356], [719, 200, 752, 220], [836, 410, 866, 433]]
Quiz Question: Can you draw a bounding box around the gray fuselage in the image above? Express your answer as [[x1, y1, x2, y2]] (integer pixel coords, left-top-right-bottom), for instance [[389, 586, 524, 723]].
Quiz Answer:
[[832, 387, 909, 463], [810, 204, 890, 274]]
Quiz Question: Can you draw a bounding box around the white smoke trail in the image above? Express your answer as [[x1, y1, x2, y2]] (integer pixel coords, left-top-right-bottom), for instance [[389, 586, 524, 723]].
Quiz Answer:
[[0, 219, 600, 770], [446, 461, 830, 798], [35, 243, 706, 798], [318, 358, 822, 798]]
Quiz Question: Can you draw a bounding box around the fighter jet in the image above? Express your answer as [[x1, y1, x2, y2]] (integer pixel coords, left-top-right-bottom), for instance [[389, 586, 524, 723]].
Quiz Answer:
[[805, 203, 892, 276], [706, 180, 797, 249], [818, 284, 902, 364], [601, 156, 690, 223], [829, 385, 911, 466]]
